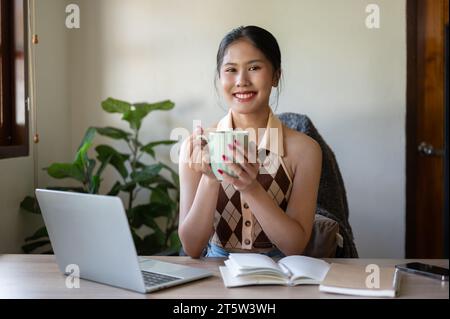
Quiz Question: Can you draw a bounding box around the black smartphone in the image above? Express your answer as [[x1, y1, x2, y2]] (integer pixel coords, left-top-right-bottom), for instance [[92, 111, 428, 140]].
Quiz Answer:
[[395, 262, 449, 281]]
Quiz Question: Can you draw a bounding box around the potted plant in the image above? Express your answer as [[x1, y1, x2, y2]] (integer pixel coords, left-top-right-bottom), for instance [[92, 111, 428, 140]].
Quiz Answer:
[[20, 98, 181, 256]]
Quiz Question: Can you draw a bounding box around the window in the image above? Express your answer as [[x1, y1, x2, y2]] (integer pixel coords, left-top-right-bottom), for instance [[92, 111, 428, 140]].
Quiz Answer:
[[0, 0, 28, 159]]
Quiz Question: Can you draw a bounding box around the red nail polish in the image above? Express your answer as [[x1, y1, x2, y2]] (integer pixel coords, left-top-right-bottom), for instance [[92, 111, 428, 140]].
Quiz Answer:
[[218, 169, 223, 175], [222, 154, 227, 161]]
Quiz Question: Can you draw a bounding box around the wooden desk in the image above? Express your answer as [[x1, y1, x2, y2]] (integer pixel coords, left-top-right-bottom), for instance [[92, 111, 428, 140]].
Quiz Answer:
[[0, 255, 448, 299]]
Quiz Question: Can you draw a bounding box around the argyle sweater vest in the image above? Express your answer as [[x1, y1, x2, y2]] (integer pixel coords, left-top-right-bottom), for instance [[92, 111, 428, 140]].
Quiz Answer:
[[210, 149, 293, 250]]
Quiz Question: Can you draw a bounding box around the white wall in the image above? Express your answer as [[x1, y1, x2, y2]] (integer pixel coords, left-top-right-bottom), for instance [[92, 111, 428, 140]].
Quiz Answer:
[[0, 0, 71, 253], [1, 0, 406, 257], [68, 0, 406, 257], [276, 1, 407, 257]]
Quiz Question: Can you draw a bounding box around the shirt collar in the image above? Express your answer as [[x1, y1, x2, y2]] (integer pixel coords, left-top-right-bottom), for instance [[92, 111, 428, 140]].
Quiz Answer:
[[216, 109, 284, 156]]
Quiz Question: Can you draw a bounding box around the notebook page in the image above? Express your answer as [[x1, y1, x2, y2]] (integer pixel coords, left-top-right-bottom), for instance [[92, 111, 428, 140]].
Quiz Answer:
[[225, 259, 287, 277], [219, 267, 287, 287], [229, 253, 281, 271], [278, 256, 330, 281]]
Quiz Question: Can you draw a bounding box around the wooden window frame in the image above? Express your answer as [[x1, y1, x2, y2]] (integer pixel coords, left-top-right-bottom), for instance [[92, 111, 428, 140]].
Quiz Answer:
[[0, 0, 29, 159]]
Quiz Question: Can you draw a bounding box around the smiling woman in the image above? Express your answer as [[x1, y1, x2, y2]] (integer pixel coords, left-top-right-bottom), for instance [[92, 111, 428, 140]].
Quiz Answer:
[[215, 26, 282, 116], [178, 26, 323, 259], [0, 0, 29, 159]]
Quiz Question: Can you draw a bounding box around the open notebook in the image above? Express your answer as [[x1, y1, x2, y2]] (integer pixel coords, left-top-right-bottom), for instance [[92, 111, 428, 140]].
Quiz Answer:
[[219, 253, 330, 287]]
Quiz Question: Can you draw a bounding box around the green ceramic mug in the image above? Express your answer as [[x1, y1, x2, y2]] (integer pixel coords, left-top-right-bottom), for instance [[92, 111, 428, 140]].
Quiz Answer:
[[207, 130, 249, 181]]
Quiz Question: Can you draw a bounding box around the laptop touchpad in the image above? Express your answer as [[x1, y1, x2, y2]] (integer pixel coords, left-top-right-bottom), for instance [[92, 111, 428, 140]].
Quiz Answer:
[[139, 258, 193, 277]]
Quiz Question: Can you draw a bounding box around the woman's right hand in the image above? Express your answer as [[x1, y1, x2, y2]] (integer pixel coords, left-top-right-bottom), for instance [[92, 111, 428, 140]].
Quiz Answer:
[[187, 126, 217, 182]]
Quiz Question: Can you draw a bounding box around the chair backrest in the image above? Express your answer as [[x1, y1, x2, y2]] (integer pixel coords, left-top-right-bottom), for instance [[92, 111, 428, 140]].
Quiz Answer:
[[303, 214, 340, 258], [277, 112, 358, 258]]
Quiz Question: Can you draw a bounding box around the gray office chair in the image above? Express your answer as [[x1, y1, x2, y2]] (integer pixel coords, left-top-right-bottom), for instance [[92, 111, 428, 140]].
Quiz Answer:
[[277, 112, 358, 258], [179, 113, 359, 258]]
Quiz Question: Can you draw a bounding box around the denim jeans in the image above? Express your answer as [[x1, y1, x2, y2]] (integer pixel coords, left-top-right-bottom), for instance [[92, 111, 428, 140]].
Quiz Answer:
[[205, 242, 285, 258]]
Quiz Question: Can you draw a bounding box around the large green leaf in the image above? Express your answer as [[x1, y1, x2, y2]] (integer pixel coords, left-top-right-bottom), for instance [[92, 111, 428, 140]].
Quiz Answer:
[[149, 230, 166, 247], [130, 203, 172, 228], [130, 205, 148, 228], [74, 143, 90, 171], [85, 158, 100, 193], [171, 171, 180, 190], [89, 175, 100, 194], [150, 185, 172, 205], [135, 161, 147, 169], [131, 164, 163, 184], [147, 202, 173, 218], [154, 175, 177, 189], [95, 153, 112, 178], [130, 227, 143, 250], [122, 100, 174, 130], [140, 233, 164, 255], [168, 231, 181, 250], [133, 100, 175, 112], [22, 240, 51, 254], [122, 109, 144, 131], [141, 140, 177, 159], [107, 181, 122, 196], [95, 127, 131, 141], [95, 145, 129, 179], [161, 163, 180, 189], [76, 127, 97, 151], [46, 163, 85, 183], [102, 98, 131, 114], [159, 188, 177, 214], [25, 226, 48, 242], [86, 159, 96, 178], [73, 127, 97, 170], [137, 175, 176, 190], [121, 181, 136, 192], [141, 222, 166, 247], [20, 196, 41, 214]]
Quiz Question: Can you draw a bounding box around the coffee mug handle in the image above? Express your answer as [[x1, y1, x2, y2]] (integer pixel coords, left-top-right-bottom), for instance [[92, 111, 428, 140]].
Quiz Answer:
[[195, 135, 208, 142], [194, 135, 212, 167]]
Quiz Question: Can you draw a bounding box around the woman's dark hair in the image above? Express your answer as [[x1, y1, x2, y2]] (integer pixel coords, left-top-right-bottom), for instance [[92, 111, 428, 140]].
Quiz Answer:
[[214, 25, 283, 110], [216, 25, 281, 76]]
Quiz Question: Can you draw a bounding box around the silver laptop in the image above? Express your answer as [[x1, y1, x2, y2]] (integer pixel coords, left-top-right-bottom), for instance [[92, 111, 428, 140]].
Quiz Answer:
[[35, 189, 212, 293]]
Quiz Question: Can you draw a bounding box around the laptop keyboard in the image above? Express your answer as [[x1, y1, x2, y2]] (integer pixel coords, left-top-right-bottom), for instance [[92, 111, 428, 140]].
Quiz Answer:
[[141, 270, 180, 287]]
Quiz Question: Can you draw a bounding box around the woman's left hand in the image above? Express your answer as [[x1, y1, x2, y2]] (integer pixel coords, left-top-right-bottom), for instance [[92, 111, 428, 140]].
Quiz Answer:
[[220, 139, 260, 192]]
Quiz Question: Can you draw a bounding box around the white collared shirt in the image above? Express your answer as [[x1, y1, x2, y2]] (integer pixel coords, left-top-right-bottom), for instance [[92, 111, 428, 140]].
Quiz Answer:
[[210, 109, 293, 251]]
